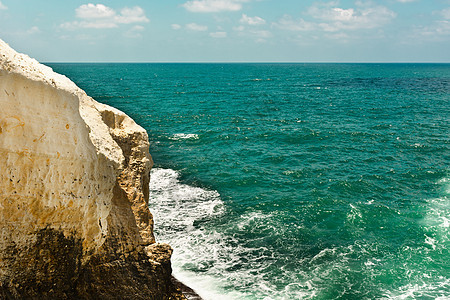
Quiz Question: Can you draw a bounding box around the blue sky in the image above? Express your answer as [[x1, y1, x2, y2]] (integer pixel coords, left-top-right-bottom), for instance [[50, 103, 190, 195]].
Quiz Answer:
[[0, 0, 449, 62]]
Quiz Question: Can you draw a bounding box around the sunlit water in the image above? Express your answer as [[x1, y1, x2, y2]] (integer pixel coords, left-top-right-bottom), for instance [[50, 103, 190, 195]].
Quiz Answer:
[[49, 63, 449, 299]]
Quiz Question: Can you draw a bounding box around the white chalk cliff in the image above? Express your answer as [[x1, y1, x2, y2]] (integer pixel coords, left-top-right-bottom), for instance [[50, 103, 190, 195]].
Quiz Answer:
[[0, 39, 183, 299]]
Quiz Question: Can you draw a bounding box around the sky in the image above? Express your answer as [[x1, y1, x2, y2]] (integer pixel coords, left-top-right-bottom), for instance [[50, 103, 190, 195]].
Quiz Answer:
[[0, 0, 449, 62]]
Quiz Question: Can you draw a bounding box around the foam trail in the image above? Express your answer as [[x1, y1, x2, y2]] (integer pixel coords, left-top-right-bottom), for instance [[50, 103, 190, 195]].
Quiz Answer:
[[382, 176, 450, 299], [149, 168, 238, 299], [422, 177, 449, 247], [149, 168, 321, 299], [170, 133, 199, 140], [150, 168, 450, 300]]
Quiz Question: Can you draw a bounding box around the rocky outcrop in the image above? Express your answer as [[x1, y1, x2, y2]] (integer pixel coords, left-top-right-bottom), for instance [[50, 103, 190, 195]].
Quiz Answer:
[[0, 39, 184, 299]]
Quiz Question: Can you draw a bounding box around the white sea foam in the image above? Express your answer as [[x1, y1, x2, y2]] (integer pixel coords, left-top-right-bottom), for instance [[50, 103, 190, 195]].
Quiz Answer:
[[382, 277, 450, 300], [149, 168, 315, 299], [148, 167, 373, 299], [149, 168, 223, 233], [424, 235, 437, 250], [382, 176, 450, 299], [170, 133, 199, 140], [421, 177, 449, 245], [251, 78, 272, 81], [149, 169, 450, 299], [149, 168, 239, 299]]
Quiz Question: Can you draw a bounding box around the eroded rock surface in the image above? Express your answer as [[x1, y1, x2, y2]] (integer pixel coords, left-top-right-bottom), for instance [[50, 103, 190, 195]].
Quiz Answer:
[[0, 39, 183, 299]]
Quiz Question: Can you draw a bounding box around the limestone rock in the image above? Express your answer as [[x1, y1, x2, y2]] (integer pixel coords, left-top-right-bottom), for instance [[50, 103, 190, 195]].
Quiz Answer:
[[0, 39, 184, 299]]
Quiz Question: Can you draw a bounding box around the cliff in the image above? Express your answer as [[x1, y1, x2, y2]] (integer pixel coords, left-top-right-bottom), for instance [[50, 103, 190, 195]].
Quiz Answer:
[[0, 39, 184, 299]]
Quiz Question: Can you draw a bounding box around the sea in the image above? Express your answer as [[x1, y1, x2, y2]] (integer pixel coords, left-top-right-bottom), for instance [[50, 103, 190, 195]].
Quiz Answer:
[[48, 63, 449, 300]]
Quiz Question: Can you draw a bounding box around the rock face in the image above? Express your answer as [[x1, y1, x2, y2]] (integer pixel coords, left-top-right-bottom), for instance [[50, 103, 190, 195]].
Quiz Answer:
[[0, 39, 183, 299]]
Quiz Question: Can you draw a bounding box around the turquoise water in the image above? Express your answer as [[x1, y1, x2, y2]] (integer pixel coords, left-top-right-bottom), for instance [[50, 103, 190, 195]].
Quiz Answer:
[[49, 63, 449, 299]]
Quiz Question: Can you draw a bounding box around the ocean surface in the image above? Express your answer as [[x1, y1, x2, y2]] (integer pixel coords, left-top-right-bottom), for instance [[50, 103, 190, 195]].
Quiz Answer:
[[48, 63, 449, 299]]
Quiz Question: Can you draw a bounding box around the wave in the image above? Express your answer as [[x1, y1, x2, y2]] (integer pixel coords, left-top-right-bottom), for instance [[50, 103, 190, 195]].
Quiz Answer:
[[148, 168, 355, 299], [250, 78, 272, 81], [149, 168, 234, 299], [382, 176, 450, 299], [169, 133, 199, 140], [149, 168, 300, 299], [382, 278, 450, 300], [149, 168, 450, 299], [418, 176, 449, 252]]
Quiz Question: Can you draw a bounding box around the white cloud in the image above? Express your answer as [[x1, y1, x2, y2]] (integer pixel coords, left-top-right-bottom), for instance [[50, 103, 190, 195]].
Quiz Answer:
[[27, 26, 41, 34], [439, 8, 450, 20], [273, 15, 316, 31], [409, 8, 450, 41], [60, 20, 118, 30], [307, 1, 396, 30], [411, 21, 450, 41], [172, 24, 182, 30], [0, 1, 7, 10], [182, 0, 249, 13], [233, 25, 245, 31], [59, 33, 106, 45], [186, 23, 208, 31], [250, 30, 272, 39], [396, 0, 416, 2], [210, 31, 227, 38], [116, 7, 149, 24], [325, 32, 350, 41], [76, 4, 115, 19], [274, 1, 396, 35], [236, 28, 272, 43], [124, 25, 145, 38], [240, 14, 266, 26], [61, 3, 149, 30]]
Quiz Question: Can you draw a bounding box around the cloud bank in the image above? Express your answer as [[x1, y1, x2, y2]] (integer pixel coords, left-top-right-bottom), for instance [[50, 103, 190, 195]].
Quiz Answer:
[[61, 3, 149, 30], [210, 31, 227, 38], [240, 14, 266, 26], [182, 0, 250, 13], [274, 1, 396, 34], [186, 23, 208, 31]]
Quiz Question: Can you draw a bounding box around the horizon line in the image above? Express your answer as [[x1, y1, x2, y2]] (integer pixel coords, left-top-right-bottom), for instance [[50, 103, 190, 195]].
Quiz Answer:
[[43, 61, 450, 64]]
